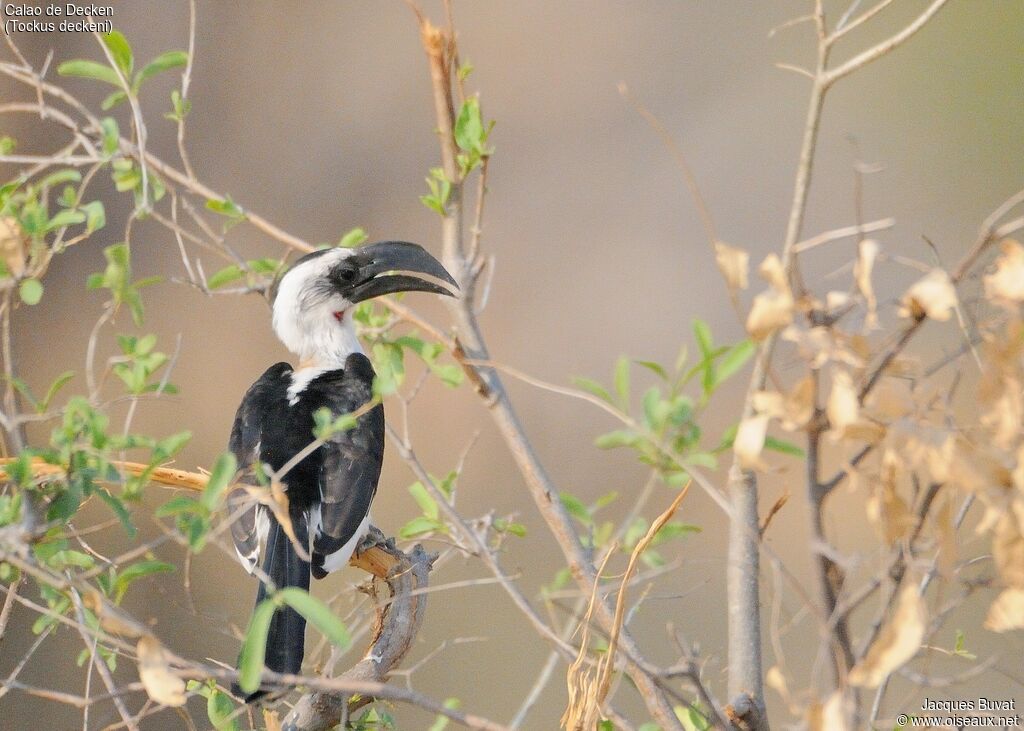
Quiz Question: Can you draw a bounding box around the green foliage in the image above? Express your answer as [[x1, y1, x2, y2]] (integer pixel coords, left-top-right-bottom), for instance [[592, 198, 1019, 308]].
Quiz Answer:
[[952, 629, 977, 660], [236, 597, 276, 693], [454, 97, 494, 176], [237, 588, 351, 694], [428, 698, 462, 731], [59, 29, 187, 107], [112, 333, 176, 395], [400, 473, 458, 539], [165, 89, 192, 122], [0, 168, 106, 259], [420, 167, 451, 216], [205, 257, 282, 291], [312, 406, 358, 441], [155, 451, 234, 552], [87, 243, 160, 326], [677, 703, 712, 731], [18, 278, 42, 305], [8, 371, 74, 415], [205, 196, 246, 229], [351, 707, 396, 730], [185, 679, 239, 731], [339, 227, 369, 248], [578, 322, 769, 485]]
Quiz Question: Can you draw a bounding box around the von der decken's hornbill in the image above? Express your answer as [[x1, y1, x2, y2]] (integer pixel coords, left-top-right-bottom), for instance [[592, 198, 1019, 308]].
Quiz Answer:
[[226, 242, 457, 701]]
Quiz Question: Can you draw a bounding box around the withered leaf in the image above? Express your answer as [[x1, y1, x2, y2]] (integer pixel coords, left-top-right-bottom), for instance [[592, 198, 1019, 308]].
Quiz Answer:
[[137, 635, 187, 707], [849, 586, 926, 687]]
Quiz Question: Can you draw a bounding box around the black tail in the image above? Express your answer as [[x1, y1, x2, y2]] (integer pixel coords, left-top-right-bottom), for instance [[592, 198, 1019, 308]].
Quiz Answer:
[[234, 510, 310, 702]]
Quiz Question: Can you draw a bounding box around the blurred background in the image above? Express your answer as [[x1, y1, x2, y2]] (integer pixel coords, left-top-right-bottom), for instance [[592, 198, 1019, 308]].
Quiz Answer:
[[2, 1, 1023, 728]]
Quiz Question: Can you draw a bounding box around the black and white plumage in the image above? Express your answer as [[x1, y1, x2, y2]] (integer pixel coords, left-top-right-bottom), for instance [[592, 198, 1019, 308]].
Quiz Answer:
[[227, 242, 456, 700]]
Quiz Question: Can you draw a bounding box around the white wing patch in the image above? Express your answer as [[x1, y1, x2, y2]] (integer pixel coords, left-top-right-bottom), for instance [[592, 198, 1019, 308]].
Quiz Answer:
[[309, 507, 370, 575], [234, 507, 270, 574]]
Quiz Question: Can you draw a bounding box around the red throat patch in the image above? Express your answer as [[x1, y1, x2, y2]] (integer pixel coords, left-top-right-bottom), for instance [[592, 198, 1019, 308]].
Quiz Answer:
[[333, 310, 345, 322]]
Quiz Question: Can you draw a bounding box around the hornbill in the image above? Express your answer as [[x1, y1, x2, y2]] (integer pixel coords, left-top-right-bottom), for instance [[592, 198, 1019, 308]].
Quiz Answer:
[[226, 242, 457, 700]]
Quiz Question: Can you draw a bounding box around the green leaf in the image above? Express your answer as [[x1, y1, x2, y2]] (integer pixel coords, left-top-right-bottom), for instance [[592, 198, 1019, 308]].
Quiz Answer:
[[339, 227, 368, 248], [206, 687, 238, 730], [205, 196, 246, 228], [572, 376, 612, 403], [44, 209, 86, 232], [81, 201, 106, 233], [714, 339, 755, 389], [41, 371, 75, 411], [58, 59, 121, 86], [693, 319, 713, 359], [18, 278, 43, 305], [100, 117, 120, 156], [635, 360, 668, 380], [559, 492, 591, 525], [455, 97, 484, 153], [237, 598, 276, 693], [276, 587, 351, 651], [39, 169, 82, 188], [155, 495, 200, 518], [428, 698, 461, 731], [202, 452, 237, 510], [100, 89, 127, 110], [764, 436, 805, 458], [96, 487, 135, 537], [399, 515, 443, 539], [113, 560, 174, 603], [135, 50, 188, 88], [614, 356, 630, 409], [102, 30, 134, 77], [206, 264, 244, 290], [408, 481, 439, 520], [0, 136, 14, 155], [594, 430, 637, 450]]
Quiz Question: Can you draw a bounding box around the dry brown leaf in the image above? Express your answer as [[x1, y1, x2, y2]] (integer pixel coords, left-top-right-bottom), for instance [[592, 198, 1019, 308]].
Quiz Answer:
[[993, 512, 1024, 588], [747, 291, 795, 341], [746, 254, 795, 341], [0, 217, 26, 278], [985, 588, 1024, 632], [984, 240, 1024, 306], [934, 496, 958, 578], [759, 253, 787, 290], [807, 691, 849, 731], [826, 290, 850, 310], [827, 370, 858, 436], [735, 415, 769, 470], [899, 269, 957, 321], [753, 376, 814, 432], [137, 636, 187, 707], [766, 665, 802, 716], [782, 326, 864, 370], [866, 451, 915, 544], [982, 383, 1023, 451], [82, 590, 145, 638], [849, 586, 926, 687], [865, 377, 915, 422], [855, 239, 880, 330], [715, 241, 749, 292]]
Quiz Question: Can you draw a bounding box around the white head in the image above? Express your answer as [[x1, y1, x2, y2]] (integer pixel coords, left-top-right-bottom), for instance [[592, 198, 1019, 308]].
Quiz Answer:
[[271, 242, 457, 369]]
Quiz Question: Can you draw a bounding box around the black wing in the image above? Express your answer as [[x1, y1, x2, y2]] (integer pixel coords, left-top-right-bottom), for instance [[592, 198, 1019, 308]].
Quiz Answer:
[[227, 362, 292, 574], [310, 353, 384, 579]]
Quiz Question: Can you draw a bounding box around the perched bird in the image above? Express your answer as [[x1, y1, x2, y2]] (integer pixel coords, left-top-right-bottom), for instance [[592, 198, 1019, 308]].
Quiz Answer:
[[227, 241, 457, 700]]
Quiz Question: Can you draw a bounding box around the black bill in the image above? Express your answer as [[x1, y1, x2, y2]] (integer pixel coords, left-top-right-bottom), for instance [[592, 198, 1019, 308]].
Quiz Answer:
[[345, 241, 458, 303]]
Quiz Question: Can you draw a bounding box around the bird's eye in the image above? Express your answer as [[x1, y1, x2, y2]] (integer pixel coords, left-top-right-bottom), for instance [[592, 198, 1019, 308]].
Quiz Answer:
[[334, 264, 358, 282]]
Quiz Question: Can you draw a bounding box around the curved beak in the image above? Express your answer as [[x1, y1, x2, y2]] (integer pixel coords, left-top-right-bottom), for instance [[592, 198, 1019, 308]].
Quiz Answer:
[[346, 241, 459, 304]]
